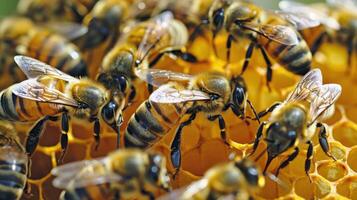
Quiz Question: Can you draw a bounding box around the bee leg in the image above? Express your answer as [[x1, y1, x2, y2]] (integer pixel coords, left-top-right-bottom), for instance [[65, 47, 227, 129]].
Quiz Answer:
[[240, 42, 255, 75], [310, 32, 327, 55], [248, 122, 266, 157], [93, 118, 101, 150], [247, 99, 260, 123], [346, 34, 354, 73], [226, 34, 235, 65], [305, 141, 313, 182], [169, 49, 198, 63], [259, 47, 273, 89], [58, 112, 69, 164], [26, 116, 50, 157], [275, 147, 299, 177], [171, 113, 197, 178], [255, 102, 281, 119], [141, 188, 155, 200], [188, 19, 209, 44], [208, 115, 229, 145], [317, 122, 336, 161]]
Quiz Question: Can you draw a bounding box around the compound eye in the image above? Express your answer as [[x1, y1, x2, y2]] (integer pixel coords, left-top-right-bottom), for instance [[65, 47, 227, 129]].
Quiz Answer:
[[115, 75, 127, 93], [102, 101, 116, 123], [233, 87, 245, 105], [212, 8, 225, 30]]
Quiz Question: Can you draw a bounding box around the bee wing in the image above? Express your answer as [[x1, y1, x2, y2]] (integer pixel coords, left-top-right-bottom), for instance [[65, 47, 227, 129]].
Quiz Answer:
[[149, 85, 210, 103], [158, 179, 208, 200], [52, 158, 123, 189], [12, 79, 79, 107], [244, 23, 299, 45], [278, 1, 340, 30], [135, 68, 193, 87], [285, 69, 323, 103], [45, 22, 88, 40], [14, 55, 79, 82], [136, 11, 174, 63], [309, 84, 342, 123], [275, 11, 321, 30], [327, 0, 357, 10]]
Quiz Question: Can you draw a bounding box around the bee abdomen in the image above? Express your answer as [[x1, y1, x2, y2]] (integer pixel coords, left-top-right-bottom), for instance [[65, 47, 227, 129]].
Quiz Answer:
[[124, 101, 167, 148], [0, 89, 18, 121], [0, 161, 27, 200]]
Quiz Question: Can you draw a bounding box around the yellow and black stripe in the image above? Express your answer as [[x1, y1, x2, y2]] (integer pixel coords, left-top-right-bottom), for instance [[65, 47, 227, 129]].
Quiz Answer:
[[124, 100, 185, 148]]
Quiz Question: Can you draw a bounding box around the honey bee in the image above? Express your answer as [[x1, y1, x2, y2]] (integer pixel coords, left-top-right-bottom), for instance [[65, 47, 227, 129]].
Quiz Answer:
[[0, 120, 28, 200], [193, 0, 312, 85], [279, 0, 357, 71], [125, 68, 259, 175], [0, 17, 87, 88], [17, 0, 99, 22], [51, 149, 171, 200], [97, 12, 196, 107], [158, 158, 264, 200], [249, 69, 342, 179], [0, 56, 122, 162]]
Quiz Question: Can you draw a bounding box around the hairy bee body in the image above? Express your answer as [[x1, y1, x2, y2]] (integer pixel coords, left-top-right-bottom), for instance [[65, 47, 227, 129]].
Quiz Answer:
[[52, 149, 170, 200], [17, 0, 99, 22], [124, 71, 231, 148], [0, 17, 87, 88], [0, 120, 27, 200], [257, 18, 312, 75]]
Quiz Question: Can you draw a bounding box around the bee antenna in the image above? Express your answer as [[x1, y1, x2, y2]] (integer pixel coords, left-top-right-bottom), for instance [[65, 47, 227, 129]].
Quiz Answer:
[[254, 146, 268, 162], [212, 32, 219, 57]]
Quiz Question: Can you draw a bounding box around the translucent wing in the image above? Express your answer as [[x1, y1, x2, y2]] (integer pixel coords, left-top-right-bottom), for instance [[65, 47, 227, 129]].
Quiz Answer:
[[52, 157, 123, 189], [285, 69, 323, 103], [149, 85, 210, 103], [158, 179, 208, 200], [45, 22, 88, 40], [135, 68, 193, 87], [309, 84, 342, 123], [51, 157, 107, 177], [14, 55, 79, 82], [136, 11, 174, 63], [327, 0, 357, 10], [12, 79, 79, 107], [279, 1, 340, 30], [275, 10, 321, 30], [244, 23, 299, 45]]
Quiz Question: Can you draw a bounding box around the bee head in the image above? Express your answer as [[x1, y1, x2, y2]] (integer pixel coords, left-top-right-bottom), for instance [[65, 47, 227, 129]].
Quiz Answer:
[[231, 76, 247, 111], [228, 1, 259, 25], [101, 96, 123, 134], [235, 158, 265, 188], [147, 153, 171, 191], [209, 0, 227, 36]]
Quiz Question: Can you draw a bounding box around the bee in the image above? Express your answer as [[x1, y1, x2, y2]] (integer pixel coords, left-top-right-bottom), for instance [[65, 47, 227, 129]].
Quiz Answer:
[[0, 17, 87, 88], [17, 0, 99, 22], [0, 120, 28, 200], [279, 0, 356, 71], [96, 12, 196, 109], [193, 0, 312, 85], [158, 158, 264, 200], [124, 68, 259, 175], [51, 149, 171, 200], [0, 56, 122, 163], [249, 69, 342, 179]]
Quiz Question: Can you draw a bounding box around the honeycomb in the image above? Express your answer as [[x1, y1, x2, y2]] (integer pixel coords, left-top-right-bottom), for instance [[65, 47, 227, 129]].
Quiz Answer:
[[1, 3, 354, 200]]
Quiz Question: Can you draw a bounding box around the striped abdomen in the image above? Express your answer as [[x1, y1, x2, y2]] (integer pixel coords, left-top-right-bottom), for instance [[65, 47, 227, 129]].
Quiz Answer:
[[124, 100, 187, 148], [0, 78, 64, 122], [258, 32, 312, 75], [60, 184, 112, 200], [26, 30, 87, 77]]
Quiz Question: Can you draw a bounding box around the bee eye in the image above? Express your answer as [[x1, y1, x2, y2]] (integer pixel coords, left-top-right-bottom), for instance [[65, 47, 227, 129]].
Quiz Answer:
[[233, 87, 245, 105], [116, 75, 127, 93], [212, 8, 225, 30], [101, 101, 116, 123], [210, 93, 220, 100]]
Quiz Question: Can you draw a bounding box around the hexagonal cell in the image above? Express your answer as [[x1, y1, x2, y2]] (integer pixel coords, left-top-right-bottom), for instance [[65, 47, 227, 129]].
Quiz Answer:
[[90, 135, 117, 158], [55, 142, 87, 165], [71, 120, 94, 140], [337, 176, 357, 199], [257, 173, 293, 199], [39, 123, 61, 147], [228, 121, 257, 144], [30, 150, 53, 180], [295, 176, 331, 199], [42, 176, 62, 200], [347, 147, 357, 173], [333, 122, 357, 147], [315, 141, 346, 162], [317, 161, 348, 182]]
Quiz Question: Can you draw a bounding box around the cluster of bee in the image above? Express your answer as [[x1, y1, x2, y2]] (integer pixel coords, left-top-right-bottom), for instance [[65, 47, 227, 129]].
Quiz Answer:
[[0, 0, 353, 199]]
